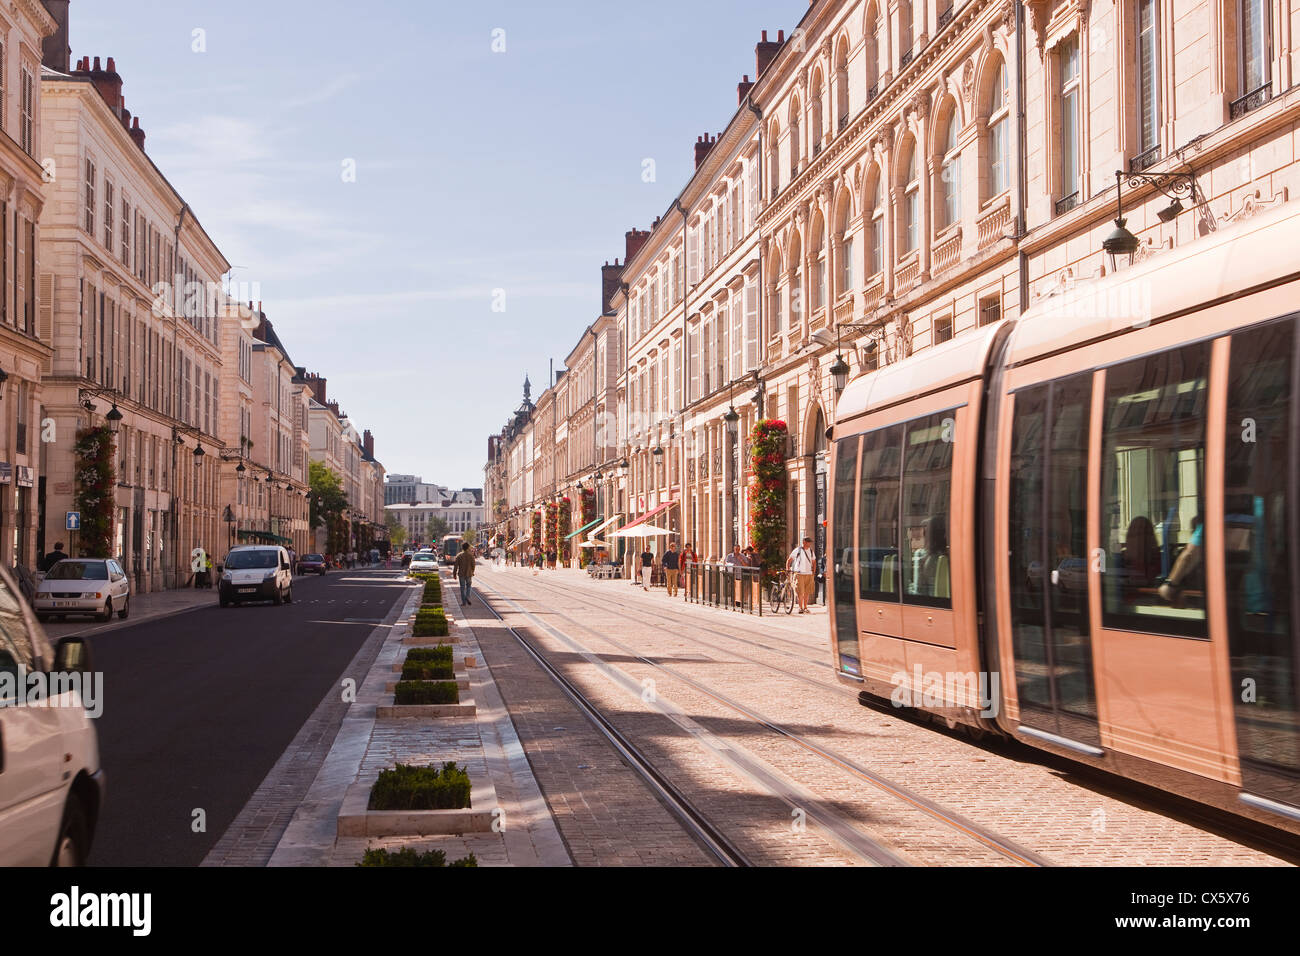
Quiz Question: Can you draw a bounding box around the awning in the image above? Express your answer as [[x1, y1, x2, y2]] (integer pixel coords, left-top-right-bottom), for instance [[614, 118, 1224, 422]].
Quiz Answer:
[[585, 515, 620, 538], [610, 500, 676, 536], [564, 517, 603, 540], [236, 529, 292, 546], [577, 539, 612, 548], [609, 523, 677, 538]]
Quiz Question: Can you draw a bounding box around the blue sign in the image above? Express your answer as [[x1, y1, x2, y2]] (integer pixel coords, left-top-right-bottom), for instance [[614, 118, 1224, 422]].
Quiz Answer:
[[65, 512, 81, 531]]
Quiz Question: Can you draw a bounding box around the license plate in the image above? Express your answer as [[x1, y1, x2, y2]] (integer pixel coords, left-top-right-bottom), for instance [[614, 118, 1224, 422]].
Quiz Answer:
[[239, 587, 257, 593], [54, 601, 77, 608]]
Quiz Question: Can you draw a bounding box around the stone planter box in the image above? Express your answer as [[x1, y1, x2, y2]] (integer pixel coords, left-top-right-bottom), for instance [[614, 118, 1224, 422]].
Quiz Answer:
[[392, 658, 466, 673], [401, 633, 459, 645], [376, 692, 476, 719], [337, 776, 496, 837], [384, 677, 470, 693]]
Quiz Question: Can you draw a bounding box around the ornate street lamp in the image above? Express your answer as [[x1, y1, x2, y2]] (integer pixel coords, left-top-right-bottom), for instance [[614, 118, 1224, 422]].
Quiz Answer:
[[723, 405, 740, 437], [1103, 167, 1197, 272], [829, 353, 850, 395], [105, 403, 124, 434]]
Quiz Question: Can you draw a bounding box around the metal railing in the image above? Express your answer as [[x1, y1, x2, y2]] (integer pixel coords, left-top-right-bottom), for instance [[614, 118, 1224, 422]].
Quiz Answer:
[[1230, 83, 1271, 120], [683, 561, 763, 615]]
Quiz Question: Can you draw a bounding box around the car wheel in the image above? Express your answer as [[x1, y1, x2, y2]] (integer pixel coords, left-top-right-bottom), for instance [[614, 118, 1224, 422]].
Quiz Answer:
[[51, 794, 89, 867], [272, 586, 283, 606], [285, 585, 293, 604], [117, 596, 130, 620], [97, 598, 112, 623]]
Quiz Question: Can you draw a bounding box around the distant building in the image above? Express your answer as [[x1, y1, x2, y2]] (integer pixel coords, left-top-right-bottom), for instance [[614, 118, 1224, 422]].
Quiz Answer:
[[386, 492, 484, 547], [384, 474, 446, 505]]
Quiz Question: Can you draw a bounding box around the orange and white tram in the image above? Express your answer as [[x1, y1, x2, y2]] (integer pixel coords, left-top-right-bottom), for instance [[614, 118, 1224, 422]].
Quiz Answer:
[[830, 200, 1300, 833]]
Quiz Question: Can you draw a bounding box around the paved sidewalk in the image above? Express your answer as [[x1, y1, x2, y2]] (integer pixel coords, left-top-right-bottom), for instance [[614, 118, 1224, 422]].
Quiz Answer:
[[264, 576, 570, 867], [42, 584, 218, 639]]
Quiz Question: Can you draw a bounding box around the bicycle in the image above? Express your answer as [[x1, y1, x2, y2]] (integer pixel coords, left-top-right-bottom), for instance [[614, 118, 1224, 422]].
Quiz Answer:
[[768, 570, 795, 614]]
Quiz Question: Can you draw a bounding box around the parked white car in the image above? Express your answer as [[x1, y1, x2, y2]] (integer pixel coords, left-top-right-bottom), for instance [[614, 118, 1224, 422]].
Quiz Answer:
[[409, 553, 439, 575], [0, 563, 103, 865], [34, 558, 131, 623], [219, 546, 294, 607]]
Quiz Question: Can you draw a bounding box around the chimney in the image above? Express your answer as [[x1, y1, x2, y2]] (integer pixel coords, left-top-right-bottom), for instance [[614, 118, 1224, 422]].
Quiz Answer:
[[601, 259, 623, 315], [89, 55, 124, 113], [756, 30, 781, 77], [694, 132, 718, 170], [363, 430, 374, 459], [625, 228, 650, 263], [129, 116, 145, 151], [304, 373, 327, 405], [41, 0, 71, 73], [738, 74, 754, 104]]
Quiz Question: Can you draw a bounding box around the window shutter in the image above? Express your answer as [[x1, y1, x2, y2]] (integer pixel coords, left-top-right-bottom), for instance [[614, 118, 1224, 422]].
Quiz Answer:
[[747, 158, 759, 227], [686, 225, 699, 286], [38, 272, 54, 373], [744, 278, 759, 371], [689, 326, 700, 401], [730, 295, 743, 380]]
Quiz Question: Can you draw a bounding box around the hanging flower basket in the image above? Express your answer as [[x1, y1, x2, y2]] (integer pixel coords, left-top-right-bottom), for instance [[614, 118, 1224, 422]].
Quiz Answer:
[[749, 419, 788, 577], [74, 425, 116, 558]]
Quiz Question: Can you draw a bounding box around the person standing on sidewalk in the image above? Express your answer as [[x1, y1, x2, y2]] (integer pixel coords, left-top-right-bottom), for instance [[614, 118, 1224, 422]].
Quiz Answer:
[[639, 545, 655, 591], [453, 545, 476, 606], [41, 541, 69, 572], [662, 542, 680, 597], [786, 537, 817, 613]]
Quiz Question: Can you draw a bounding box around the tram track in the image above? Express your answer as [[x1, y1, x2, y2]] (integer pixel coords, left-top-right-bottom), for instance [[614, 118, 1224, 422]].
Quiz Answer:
[[473, 572, 1049, 867]]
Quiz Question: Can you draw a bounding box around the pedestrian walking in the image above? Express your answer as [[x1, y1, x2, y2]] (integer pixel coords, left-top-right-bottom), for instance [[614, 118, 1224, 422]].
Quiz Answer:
[[786, 537, 818, 613], [639, 545, 655, 591], [288, 546, 297, 577], [725, 544, 744, 606], [546, 548, 557, 570], [662, 542, 680, 597], [41, 541, 69, 572], [453, 545, 476, 606]]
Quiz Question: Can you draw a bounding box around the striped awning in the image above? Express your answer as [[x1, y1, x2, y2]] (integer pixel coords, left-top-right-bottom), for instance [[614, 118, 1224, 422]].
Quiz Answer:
[[564, 517, 603, 540], [610, 500, 676, 536]]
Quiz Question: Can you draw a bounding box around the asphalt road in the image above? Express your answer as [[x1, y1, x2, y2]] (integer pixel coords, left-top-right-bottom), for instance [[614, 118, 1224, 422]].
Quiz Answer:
[[84, 567, 412, 866]]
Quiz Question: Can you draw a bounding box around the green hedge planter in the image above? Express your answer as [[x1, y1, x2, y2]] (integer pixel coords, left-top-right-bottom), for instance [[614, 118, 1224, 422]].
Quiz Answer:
[[405, 646, 453, 663], [368, 761, 471, 810], [358, 847, 477, 868], [394, 680, 459, 705], [401, 661, 454, 681], [412, 611, 449, 637]]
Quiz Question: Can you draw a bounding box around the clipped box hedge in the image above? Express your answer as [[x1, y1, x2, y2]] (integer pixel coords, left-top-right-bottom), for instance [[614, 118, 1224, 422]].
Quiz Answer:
[[412, 610, 449, 637], [401, 661, 454, 681], [394, 680, 459, 705], [405, 645, 453, 663], [358, 847, 477, 868], [368, 761, 471, 810]]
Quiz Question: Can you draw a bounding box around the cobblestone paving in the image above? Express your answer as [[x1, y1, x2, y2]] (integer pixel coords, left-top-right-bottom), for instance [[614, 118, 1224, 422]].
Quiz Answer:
[[473, 566, 1294, 866], [458, 599, 716, 866]]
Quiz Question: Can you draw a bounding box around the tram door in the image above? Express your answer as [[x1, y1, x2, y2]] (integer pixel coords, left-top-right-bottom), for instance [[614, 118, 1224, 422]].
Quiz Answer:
[[1007, 375, 1101, 746], [1224, 318, 1300, 810]]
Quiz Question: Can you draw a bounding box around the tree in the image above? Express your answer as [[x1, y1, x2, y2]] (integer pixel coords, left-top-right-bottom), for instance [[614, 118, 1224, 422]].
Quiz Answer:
[[386, 512, 407, 551], [461, 527, 477, 549], [309, 462, 348, 551], [426, 515, 449, 543]]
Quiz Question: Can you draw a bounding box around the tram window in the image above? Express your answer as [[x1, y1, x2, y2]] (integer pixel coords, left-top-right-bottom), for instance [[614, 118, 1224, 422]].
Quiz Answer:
[[1224, 319, 1297, 786], [1099, 343, 1208, 637], [901, 412, 955, 608], [858, 424, 901, 600], [833, 436, 862, 672]]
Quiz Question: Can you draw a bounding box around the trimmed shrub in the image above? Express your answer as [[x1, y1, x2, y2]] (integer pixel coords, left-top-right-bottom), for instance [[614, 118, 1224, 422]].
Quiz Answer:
[[405, 645, 453, 663], [368, 761, 471, 810], [423, 580, 442, 602], [413, 609, 449, 637], [401, 661, 454, 681], [394, 680, 459, 705], [358, 847, 477, 867]]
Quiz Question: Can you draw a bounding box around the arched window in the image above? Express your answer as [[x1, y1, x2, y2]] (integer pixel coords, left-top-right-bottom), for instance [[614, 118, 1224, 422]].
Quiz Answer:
[[865, 3, 881, 98], [789, 98, 802, 175], [900, 142, 919, 255], [834, 191, 854, 294], [987, 59, 1010, 199], [787, 229, 803, 322], [835, 42, 850, 130], [769, 242, 784, 333], [769, 120, 781, 195], [810, 72, 824, 154], [810, 213, 827, 311], [939, 111, 961, 228], [868, 176, 883, 276]]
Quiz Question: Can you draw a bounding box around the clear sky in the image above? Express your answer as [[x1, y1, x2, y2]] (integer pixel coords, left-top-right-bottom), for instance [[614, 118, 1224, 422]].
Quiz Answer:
[[75, 0, 805, 488]]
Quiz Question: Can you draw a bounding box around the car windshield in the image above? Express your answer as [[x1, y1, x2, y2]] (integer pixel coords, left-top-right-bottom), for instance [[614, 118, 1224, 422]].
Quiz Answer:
[[46, 560, 108, 581], [303, 554, 323, 562], [226, 550, 279, 569]]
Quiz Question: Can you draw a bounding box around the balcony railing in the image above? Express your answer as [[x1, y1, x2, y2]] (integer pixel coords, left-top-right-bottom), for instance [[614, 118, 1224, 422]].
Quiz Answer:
[[1055, 191, 1079, 217], [1230, 83, 1272, 120], [770, 183, 779, 200], [814, 142, 822, 157], [867, 82, 879, 102], [932, 228, 962, 274], [838, 114, 848, 132], [938, 7, 954, 29], [862, 276, 884, 312], [1131, 144, 1162, 172], [895, 255, 920, 290], [977, 196, 1012, 250], [900, 49, 914, 68]]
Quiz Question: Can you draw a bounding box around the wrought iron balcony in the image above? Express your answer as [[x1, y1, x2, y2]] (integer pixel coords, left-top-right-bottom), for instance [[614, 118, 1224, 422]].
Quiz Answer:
[[1131, 145, 1162, 173], [838, 114, 848, 132], [900, 49, 914, 69], [1230, 84, 1272, 120], [1055, 191, 1080, 217]]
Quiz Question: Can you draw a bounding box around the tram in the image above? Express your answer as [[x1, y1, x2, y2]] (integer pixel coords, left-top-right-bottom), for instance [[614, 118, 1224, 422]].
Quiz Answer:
[[830, 199, 1300, 833], [441, 534, 462, 565]]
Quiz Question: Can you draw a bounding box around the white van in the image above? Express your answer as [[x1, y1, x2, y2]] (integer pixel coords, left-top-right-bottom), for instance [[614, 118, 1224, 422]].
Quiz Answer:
[[218, 546, 294, 607], [0, 563, 103, 865]]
